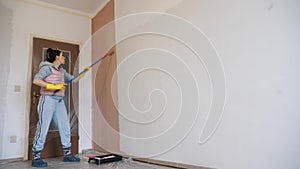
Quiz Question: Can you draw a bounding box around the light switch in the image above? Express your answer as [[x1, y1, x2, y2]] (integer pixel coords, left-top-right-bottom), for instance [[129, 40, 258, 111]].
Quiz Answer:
[[14, 85, 21, 92]]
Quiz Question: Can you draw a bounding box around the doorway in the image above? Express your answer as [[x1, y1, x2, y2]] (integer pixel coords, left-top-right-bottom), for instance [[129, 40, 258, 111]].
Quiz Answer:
[[28, 37, 79, 159]]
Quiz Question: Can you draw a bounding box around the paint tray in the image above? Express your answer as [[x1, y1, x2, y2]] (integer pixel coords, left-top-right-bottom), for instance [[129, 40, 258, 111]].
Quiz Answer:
[[88, 154, 122, 165]]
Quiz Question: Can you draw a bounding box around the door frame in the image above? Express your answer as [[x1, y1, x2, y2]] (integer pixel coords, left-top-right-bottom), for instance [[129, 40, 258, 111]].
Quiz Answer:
[[23, 34, 82, 160]]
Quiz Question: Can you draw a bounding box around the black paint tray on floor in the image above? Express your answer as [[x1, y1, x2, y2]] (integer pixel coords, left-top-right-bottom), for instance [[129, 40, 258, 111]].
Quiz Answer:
[[88, 154, 123, 165]]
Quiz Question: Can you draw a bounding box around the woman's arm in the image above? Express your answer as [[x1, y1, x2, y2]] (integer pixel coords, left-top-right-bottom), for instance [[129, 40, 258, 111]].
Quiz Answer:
[[33, 78, 65, 90], [33, 66, 51, 87], [33, 79, 47, 87], [64, 66, 90, 84]]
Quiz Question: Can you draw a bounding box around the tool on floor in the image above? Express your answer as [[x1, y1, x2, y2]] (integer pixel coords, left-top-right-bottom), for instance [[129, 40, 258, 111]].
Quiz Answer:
[[88, 154, 123, 165]]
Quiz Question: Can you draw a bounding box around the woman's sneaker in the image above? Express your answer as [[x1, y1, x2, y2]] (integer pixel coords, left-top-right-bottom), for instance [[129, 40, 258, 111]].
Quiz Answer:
[[63, 154, 80, 162], [32, 159, 48, 168]]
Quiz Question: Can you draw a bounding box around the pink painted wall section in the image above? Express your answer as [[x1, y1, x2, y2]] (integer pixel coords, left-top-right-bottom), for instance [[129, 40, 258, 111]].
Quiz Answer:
[[91, 0, 120, 153]]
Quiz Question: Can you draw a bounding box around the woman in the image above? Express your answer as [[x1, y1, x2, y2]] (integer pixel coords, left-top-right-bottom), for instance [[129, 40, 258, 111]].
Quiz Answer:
[[32, 48, 85, 167]]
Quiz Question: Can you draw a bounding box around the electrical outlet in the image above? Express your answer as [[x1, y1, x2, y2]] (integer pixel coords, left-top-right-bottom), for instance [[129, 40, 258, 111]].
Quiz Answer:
[[10, 135, 17, 143]]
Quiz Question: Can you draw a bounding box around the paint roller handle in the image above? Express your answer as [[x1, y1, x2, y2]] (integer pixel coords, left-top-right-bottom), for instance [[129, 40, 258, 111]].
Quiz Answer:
[[67, 66, 90, 84], [89, 51, 114, 67], [67, 51, 114, 84]]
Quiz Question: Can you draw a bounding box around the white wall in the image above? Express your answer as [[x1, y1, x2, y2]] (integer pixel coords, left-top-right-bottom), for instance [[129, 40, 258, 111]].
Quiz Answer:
[[0, 1, 12, 160], [115, 0, 300, 169], [0, 0, 92, 159]]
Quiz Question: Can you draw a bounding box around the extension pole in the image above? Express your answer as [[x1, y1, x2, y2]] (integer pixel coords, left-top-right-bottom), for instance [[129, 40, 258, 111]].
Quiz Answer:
[[67, 51, 114, 84]]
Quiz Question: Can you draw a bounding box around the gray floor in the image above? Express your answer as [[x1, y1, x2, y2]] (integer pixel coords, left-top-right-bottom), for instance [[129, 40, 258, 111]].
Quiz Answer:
[[0, 151, 173, 169]]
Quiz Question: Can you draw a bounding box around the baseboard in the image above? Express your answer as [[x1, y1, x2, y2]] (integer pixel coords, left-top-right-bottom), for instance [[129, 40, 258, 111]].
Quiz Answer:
[[0, 157, 23, 165], [132, 157, 213, 169], [81, 149, 214, 169]]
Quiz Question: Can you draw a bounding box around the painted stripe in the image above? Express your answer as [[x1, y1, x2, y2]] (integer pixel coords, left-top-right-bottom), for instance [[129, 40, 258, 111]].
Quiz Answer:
[[32, 95, 45, 150]]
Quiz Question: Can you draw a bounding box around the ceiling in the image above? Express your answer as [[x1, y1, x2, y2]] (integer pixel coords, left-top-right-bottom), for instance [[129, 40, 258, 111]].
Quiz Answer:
[[35, 0, 109, 16]]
